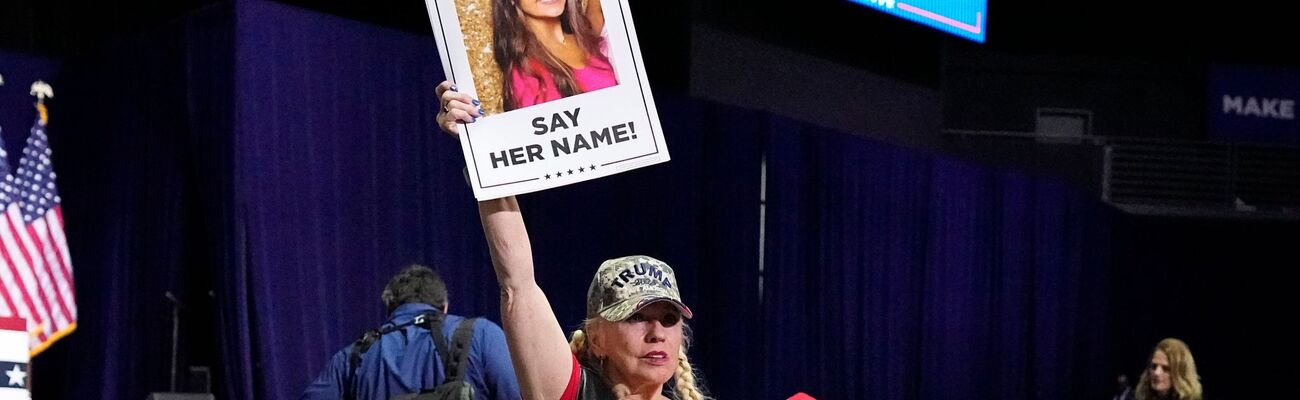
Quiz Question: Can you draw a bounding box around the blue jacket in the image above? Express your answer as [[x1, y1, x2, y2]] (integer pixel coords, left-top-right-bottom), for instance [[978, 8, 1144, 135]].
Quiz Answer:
[[301, 303, 520, 400]]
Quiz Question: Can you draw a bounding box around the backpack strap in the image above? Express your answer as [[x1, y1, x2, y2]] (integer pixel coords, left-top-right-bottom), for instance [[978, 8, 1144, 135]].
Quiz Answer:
[[344, 312, 478, 396], [349, 329, 382, 371], [415, 312, 456, 376], [443, 318, 478, 383], [346, 329, 382, 400]]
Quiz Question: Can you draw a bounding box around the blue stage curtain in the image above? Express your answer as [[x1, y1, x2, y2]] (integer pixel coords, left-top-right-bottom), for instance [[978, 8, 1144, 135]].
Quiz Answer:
[[762, 122, 1116, 400], [24, 5, 232, 398]]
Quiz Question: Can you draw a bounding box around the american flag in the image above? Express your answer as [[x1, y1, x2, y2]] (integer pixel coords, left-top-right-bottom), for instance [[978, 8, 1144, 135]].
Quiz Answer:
[[0, 104, 75, 355]]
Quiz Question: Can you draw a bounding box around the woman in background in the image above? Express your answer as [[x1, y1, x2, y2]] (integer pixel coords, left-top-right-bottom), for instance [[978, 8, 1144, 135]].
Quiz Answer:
[[1136, 338, 1203, 400]]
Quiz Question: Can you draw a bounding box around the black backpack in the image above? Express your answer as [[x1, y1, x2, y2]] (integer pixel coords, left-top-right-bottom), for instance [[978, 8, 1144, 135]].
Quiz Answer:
[[348, 312, 479, 400]]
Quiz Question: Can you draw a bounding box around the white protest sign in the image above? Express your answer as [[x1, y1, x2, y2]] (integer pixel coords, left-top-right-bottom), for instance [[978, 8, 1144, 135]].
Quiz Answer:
[[424, 0, 669, 199]]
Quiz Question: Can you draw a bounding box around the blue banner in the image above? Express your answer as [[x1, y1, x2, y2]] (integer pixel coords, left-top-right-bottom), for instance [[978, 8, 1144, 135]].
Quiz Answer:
[[1209, 65, 1299, 145]]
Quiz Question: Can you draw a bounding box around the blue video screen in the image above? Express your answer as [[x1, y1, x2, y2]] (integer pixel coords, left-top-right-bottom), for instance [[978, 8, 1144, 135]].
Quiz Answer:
[[848, 0, 986, 43]]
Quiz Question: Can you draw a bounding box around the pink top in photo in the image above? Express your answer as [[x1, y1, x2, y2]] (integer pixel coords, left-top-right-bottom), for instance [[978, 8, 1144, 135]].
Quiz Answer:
[[509, 53, 617, 109]]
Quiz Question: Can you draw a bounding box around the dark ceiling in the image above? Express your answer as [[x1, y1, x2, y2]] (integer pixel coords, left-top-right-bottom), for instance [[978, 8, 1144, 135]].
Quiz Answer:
[[3, 0, 1296, 89]]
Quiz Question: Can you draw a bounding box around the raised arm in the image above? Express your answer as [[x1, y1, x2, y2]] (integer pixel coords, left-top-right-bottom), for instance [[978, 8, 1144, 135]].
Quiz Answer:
[[437, 80, 568, 399], [478, 196, 573, 400]]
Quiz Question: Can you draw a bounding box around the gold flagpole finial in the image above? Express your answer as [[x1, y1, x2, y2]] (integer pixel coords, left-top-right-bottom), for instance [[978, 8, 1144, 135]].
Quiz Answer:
[[30, 80, 53, 124]]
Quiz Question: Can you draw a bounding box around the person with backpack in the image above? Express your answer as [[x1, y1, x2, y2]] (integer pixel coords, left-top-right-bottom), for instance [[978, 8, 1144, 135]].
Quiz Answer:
[[301, 264, 520, 400]]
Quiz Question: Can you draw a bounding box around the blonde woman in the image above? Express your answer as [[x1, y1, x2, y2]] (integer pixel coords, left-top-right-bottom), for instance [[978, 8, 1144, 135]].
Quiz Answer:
[[1136, 338, 1203, 400], [436, 81, 708, 400]]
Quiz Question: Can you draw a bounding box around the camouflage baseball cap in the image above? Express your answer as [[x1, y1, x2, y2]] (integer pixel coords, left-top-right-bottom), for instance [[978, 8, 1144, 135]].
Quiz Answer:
[[586, 255, 693, 322]]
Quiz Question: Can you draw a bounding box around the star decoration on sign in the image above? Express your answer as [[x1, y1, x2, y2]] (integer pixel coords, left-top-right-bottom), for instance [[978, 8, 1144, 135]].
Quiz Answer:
[[6, 364, 25, 387]]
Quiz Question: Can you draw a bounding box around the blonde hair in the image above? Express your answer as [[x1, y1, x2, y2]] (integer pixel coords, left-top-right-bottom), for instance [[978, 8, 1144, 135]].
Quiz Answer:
[[568, 319, 709, 400], [1136, 338, 1202, 400]]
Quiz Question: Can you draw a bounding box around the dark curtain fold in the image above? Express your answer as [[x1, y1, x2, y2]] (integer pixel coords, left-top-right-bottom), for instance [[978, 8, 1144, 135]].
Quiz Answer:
[[764, 124, 1116, 400], [0, 51, 59, 158], [25, 5, 230, 399], [230, 2, 475, 399]]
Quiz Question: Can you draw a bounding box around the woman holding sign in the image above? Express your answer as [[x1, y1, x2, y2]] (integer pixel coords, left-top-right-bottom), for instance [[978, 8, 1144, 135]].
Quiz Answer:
[[436, 81, 709, 400], [492, 0, 618, 111]]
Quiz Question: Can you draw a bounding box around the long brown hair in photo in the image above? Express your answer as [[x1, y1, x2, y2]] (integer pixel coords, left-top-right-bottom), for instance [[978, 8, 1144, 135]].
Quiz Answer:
[[492, 0, 607, 111]]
